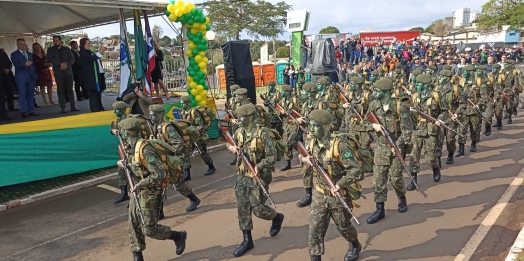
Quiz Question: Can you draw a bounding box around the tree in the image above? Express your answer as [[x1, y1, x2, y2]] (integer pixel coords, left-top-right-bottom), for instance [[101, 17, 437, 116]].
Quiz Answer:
[[276, 46, 290, 58], [159, 35, 172, 47], [152, 25, 163, 42], [409, 27, 424, 31], [425, 19, 451, 36], [205, 0, 292, 40], [319, 26, 340, 34], [476, 0, 524, 31]]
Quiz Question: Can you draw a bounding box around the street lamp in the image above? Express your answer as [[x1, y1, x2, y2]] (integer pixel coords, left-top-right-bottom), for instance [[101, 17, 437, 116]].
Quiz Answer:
[[205, 30, 216, 94], [206, 30, 216, 41]]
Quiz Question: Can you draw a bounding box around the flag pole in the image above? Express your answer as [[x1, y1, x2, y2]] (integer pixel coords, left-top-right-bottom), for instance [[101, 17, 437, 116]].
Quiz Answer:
[[121, 8, 135, 83]]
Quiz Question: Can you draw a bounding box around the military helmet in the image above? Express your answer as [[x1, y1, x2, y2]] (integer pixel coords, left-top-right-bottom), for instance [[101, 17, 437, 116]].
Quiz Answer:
[[476, 65, 487, 70], [181, 95, 192, 102], [281, 85, 293, 92], [230, 84, 241, 91], [235, 104, 256, 116], [412, 70, 422, 76], [112, 101, 127, 110], [297, 79, 306, 84], [149, 104, 165, 113], [308, 109, 334, 125], [443, 65, 452, 70], [439, 70, 452, 77], [374, 78, 393, 91], [235, 88, 248, 95], [351, 76, 364, 84], [463, 65, 475, 71], [492, 64, 501, 69], [416, 74, 432, 84], [318, 78, 328, 85], [303, 83, 318, 93], [118, 118, 142, 132]]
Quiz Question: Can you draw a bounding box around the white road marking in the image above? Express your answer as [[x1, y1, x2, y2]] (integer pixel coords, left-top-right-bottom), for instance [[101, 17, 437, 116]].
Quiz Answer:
[[454, 165, 524, 261], [0, 173, 236, 260], [97, 184, 121, 194]]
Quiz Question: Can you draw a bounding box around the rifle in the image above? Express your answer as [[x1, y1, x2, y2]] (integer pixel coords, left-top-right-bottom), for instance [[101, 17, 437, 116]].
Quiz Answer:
[[487, 97, 510, 118], [112, 121, 145, 225], [448, 110, 471, 135], [512, 90, 524, 104], [410, 108, 463, 137], [146, 119, 156, 139], [261, 96, 307, 133], [291, 109, 310, 126], [222, 127, 276, 208], [502, 92, 516, 106], [401, 86, 413, 97], [259, 94, 283, 122], [296, 141, 360, 225], [467, 98, 491, 124], [366, 112, 419, 190], [224, 102, 237, 120]]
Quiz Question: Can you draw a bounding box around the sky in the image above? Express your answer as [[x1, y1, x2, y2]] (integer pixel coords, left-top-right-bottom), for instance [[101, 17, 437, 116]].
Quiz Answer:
[[82, 0, 486, 40]]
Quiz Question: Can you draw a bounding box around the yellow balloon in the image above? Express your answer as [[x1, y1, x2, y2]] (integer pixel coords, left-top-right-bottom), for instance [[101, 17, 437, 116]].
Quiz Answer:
[[200, 24, 207, 31], [196, 85, 204, 91], [189, 82, 197, 89], [200, 90, 208, 97], [188, 42, 196, 50], [202, 57, 209, 64], [188, 3, 195, 9], [168, 13, 178, 22], [183, 4, 191, 14], [198, 51, 205, 58], [205, 17, 210, 24], [195, 95, 202, 102], [198, 100, 207, 107], [174, 9, 182, 17], [175, 0, 184, 8], [187, 76, 193, 82], [198, 62, 206, 69], [186, 24, 193, 29], [201, 68, 207, 74], [190, 28, 198, 35], [167, 4, 176, 13], [194, 23, 201, 28], [190, 89, 198, 96], [194, 55, 202, 63], [185, 50, 193, 57]]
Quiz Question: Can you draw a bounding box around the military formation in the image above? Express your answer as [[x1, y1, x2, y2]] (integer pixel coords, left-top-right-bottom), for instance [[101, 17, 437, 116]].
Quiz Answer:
[[109, 58, 522, 261]]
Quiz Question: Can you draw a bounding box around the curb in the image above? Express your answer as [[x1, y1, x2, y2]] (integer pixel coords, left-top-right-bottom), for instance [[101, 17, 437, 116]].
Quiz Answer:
[[505, 224, 524, 261], [0, 173, 117, 212]]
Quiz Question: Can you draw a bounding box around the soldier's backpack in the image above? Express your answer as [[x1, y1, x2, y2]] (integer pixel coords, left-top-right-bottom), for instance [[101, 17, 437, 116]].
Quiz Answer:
[[191, 106, 216, 128], [251, 127, 286, 162], [254, 105, 272, 127], [134, 139, 183, 188], [128, 114, 152, 138], [160, 119, 197, 152]]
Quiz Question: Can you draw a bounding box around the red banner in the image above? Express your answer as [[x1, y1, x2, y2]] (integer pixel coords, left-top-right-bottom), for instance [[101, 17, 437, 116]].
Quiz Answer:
[[360, 31, 421, 46]]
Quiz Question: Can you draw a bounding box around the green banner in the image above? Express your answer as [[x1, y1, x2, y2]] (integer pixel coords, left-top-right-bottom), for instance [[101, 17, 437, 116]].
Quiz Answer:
[[291, 31, 303, 68]]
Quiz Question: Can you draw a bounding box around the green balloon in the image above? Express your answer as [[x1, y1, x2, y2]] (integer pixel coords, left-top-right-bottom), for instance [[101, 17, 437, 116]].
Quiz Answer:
[[186, 66, 192, 72], [189, 71, 196, 77], [197, 8, 203, 16], [197, 71, 205, 78], [199, 80, 206, 86], [204, 44, 209, 50], [169, 0, 175, 4], [196, 32, 203, 38], [193, 64, 200, 71], [206, 24, 211, 31], [165, 10, 171, 17], [178, 16, 186, 24], [190, 8, 198, 16], [186, 30, 192, 38], [189, 60, 197, 67], [184, 13, 192, 20], [204, 85, 209, 91], [188, 19, 194, 26], [199, 38, 207, 45], [200, 16, 206, 24], [192, 49, 199, 56], [187, 89, 192, 94], [191, 100, 197, 107]]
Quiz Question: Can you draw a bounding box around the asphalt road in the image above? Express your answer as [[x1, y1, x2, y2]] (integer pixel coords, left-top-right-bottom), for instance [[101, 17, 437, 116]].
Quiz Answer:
[[1, 110, 524, 261]]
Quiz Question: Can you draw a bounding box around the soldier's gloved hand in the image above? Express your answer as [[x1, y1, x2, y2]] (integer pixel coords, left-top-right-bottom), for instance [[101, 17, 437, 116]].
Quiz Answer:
[[296, 117, 304, 124], [131, 179, 150, 193], [451, 114, 458, 121], [301, 155, 313, 166], [435, 120, 446, 126], [342, 103, 350, 109], [330, 184, 341, 195], [111, 129, 118, 135], [231, 119, 239, 125], [372, 123, 383, 132], [117, 160, 125, 168], [279, 108, 286, 115], [227, 144, 239, 155]]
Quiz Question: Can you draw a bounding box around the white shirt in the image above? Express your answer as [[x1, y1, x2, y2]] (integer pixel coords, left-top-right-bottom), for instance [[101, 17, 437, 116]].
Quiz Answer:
[[19, 49, 28, 60], [95, 52, 104, 73]]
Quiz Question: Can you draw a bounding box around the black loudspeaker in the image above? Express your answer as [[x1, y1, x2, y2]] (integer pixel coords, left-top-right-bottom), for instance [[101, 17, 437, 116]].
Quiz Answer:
[[221, 40, 257, 105]]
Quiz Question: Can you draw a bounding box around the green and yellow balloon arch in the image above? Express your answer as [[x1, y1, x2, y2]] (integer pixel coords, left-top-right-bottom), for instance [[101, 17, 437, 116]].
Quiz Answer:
[[165, 0, 211, 107]]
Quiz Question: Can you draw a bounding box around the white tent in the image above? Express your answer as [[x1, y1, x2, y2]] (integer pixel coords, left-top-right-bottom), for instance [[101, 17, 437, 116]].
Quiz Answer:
[[0, 0, 166, 54]]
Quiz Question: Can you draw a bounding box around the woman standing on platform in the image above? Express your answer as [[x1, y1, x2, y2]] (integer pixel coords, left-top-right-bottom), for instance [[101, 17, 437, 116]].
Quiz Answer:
[[32, 43, 55, 106], [78, 38, 106, 112], [152, 41, 170, 100]]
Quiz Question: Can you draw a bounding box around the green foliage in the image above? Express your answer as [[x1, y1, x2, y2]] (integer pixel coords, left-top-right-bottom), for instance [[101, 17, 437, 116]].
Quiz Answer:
[[476, 0, 524, 31], [249, 39, 288, 61], [319, 26, 340, 34], [205, 0, 292, 40], [409, 27, 424, 31], [276, 46, 290, 58], [159, 35, 172, 47]]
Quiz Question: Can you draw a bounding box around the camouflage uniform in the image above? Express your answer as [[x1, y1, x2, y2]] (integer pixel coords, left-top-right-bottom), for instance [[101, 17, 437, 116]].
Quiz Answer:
[[457, 65, 483, 153], [343, 76, 373, 154], [474, 65, 495, 136], [263, 81, 284, 136], [502, 60, 523, 119], [278, 85, 301, 163], [365, 78, 412, 224], [490, 64, 513, 128], [306, 110, 362, 260], [118, 118, 186, 259]]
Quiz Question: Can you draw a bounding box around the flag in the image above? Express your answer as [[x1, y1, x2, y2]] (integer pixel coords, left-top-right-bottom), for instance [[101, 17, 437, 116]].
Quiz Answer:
[[143, 10, 155, 94], [119, 9, 132, 97], [133, 9, 146, 92]]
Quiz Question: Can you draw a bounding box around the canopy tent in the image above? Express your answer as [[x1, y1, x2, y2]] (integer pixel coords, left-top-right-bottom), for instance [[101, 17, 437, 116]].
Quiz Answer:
[[0, 0, 167, 54]]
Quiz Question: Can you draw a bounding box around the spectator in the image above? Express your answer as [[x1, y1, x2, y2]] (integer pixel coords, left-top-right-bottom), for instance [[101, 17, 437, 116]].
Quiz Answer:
[[410, 57, 425, 73], [151, 41, 170, 100], [289, 65, 297, 90], [10, 38, 38, 118], [78, 38, 106, 112], [283, 64, 290, 85], [366, 46, 374, 62], [123, 82, 153, 117], [70, 40, 88, 101], [0, 47, 17, 113], [486, 56, 495, 73], [32, 43, 55, 106], [47, 35, 79, 113]]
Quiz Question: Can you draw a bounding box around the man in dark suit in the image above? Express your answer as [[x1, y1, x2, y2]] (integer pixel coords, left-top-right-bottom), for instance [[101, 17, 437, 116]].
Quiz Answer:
[[70, 41, 87, 100], [47, 35, 79, 113], [10, 38, 38, 118]]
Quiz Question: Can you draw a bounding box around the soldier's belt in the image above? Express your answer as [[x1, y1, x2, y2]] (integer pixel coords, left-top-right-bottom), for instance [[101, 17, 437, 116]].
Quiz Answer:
[[315, 184, 347, 196]]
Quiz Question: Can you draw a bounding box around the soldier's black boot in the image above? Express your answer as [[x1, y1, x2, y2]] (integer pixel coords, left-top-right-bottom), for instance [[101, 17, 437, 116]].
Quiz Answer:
[[204, 164, 216, 176], [366, 202, 385, 224], [133, 252, 144, 261], [508, 116, 513, 124], [437, 156, 442, 169], [497, 120, 503, 130], [230, 157, 237, 165], [113, 186, 130, 204], [515, 107, 518, 116], [446, 152, 454, 165], [183, 169, 191, 181], [398, 196, 408, 213], [310, 255, 321, 261], [484, 125, 491, 136], [280, 160, 291, 171], [233, 230, 254, 257], [186, 193, 201, 212], [269, 213, 285, 236], [296, 188, 312, 207], [406, 173, 418, 191], [158, 203, 165, 220], [344, 239, 362, 261], [169, 231, 187, 255], [432, 167, 441, 182], [455, 143, 465, 157], [470, 141, 477, 152]]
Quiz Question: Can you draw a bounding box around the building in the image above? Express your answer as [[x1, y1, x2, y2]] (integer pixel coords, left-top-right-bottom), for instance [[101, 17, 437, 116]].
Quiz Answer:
[[470, 11, 480, 23], [477, 25, 523, 44], [452, 7, 471, 27]]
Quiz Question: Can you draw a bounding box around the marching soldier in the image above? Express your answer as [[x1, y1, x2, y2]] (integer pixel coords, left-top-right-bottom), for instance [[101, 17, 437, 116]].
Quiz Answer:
[[407, 70, 422, 93], [149, 105, 202, 212], [406, 74, 442, 191], [117, 118, 187, 261], [475, 65, 494, 136], [365, 78, 412, 224], [226, 104, 285, 257], [364, 71, 380, 92], [318, 77, 339, 103], [264, 81, 284, 135], [302, 109, 362, 261], [342, 76, 373, 153], [456, 65, 481, 156], [436, 70, 464, 165], [277, 85, 302, 171], [179, 96, 216, 180], [502, 59, 523, 118], [227, 84, 241, 165], [491, 64, 513, 129]]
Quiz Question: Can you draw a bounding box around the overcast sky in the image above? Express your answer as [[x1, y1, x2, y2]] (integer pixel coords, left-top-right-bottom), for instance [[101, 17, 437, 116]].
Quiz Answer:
[[82, 0, 486, 40]]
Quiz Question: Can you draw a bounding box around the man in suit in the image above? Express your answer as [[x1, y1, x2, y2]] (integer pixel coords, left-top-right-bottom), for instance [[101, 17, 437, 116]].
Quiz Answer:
[[47, 35, 79, 113], [10, 38, 38, 118], [70, 41, 87, 101]]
